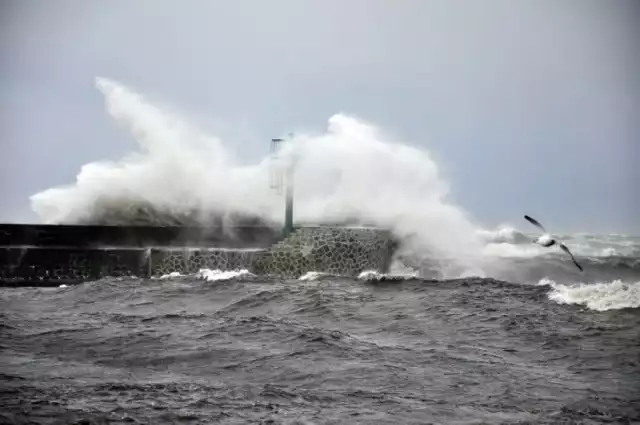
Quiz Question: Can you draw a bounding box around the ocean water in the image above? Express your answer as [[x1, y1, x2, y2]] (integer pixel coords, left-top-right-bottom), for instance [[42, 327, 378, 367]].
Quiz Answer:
[[1, 268, 639, 424], [1, 78, 638, 424]]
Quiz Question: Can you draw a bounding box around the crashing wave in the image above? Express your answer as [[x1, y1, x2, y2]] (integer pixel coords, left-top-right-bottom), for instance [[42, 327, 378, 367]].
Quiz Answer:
[[539, 277, 640, 311]]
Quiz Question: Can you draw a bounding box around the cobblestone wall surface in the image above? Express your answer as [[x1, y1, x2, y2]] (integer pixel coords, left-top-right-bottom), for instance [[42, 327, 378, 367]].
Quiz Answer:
[[143, 227, 396, 278]]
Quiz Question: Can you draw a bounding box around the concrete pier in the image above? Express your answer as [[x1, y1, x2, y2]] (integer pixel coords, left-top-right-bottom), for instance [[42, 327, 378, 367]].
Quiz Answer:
[[0, 223, 398, 286]]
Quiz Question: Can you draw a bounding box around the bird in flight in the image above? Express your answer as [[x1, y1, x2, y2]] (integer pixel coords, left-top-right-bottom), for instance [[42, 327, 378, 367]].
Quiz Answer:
[[524, 215, 583, 271]]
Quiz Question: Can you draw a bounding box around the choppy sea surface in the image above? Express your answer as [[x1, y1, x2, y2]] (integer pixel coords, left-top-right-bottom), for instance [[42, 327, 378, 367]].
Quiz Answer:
[[1, 256, 639, 424]]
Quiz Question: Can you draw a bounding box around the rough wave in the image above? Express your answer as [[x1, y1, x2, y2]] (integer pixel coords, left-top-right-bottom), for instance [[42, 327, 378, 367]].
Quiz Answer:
[[479, 228, 640, 259], [539, 277, 640, 312], [151, 267, 640, 313], [29, 77, 639, 286]]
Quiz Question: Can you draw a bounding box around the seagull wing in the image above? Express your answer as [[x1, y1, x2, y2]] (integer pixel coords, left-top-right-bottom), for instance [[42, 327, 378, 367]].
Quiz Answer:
[[524, 215, 547, 232], [559, 243, 583, 272]]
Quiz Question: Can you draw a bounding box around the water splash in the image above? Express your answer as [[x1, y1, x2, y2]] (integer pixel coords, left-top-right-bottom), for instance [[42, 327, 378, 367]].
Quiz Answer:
[[30, 77, 490, 278]]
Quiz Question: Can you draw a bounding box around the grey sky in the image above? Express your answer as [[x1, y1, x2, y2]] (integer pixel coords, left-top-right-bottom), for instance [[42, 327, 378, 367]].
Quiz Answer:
[[1, 0, 638, 233]]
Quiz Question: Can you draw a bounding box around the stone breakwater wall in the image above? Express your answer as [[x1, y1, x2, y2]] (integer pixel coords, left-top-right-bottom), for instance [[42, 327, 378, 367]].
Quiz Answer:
[[147, 226, 397, 278], [150, 248, 265, 277], [253, 226, 397, 278], [0, 225, 398, 285]]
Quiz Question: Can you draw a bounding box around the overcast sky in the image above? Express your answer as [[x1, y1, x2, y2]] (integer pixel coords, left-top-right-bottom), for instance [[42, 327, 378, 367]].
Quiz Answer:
[[1, 0, 638, 233]]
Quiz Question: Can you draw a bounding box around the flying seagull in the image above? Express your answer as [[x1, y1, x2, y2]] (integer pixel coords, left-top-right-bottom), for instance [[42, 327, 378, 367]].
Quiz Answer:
[[524, 215, 583, 271]]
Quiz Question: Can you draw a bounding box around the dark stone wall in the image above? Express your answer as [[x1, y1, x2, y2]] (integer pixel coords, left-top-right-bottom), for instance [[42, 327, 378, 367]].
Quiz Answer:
[[0, 247, 148, 287], [0, 223, 280, 248], [0, 223, 280, 286]]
